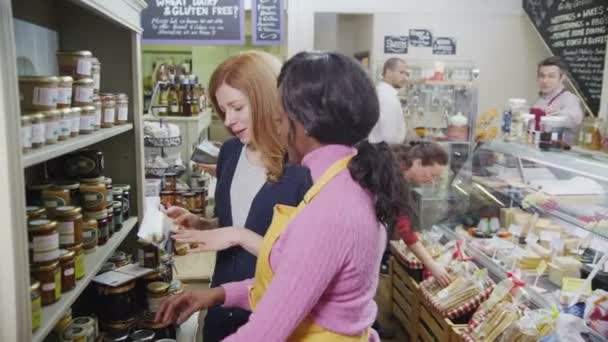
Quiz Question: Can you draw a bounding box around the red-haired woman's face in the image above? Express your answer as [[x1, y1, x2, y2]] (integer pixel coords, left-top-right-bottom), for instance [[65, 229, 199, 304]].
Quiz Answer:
[[216, 82, 252, 144]]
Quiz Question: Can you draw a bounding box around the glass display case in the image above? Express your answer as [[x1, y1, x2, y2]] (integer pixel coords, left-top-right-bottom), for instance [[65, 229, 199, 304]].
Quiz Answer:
[[413, 140, 608, 339]]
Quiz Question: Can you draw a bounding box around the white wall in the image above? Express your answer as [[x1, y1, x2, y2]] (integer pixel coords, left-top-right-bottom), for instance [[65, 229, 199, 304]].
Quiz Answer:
[[313, 13, 338, 51]]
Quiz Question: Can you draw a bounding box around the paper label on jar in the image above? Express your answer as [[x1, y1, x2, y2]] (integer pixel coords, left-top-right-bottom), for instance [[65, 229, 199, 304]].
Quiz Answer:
[[59, 233, 74, 245], [83, 231, 93, 238], [57, 87, 72, 105], [45, 121, 59, 140], [82, 191, 104, 209], [93, 73, 100, 91], [33, 87, 58, 106], [551, 132, 558, 141], [21, 126, 32, 149], [118, 107, 128, 121], [43, 196, 66, 208], [94, 109, 102, 126], [60, 118, 71, 136], [76, 86, 94, 103], [58, 221, 75, 235], [104, 108, 115, 123], [71, 116, 80, 133], [80, 115, 94, 131], [148, 296, 166, 313], [64, 268, 75, 276], [41, 281, 56, 292], [77, 60, 92, 76], [31, 234, 59, 262], [32, 123, 45, 144]]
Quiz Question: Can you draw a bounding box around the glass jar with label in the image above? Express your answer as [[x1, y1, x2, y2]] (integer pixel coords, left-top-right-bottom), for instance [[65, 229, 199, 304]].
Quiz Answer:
[[104, 177, 113, 204], [54, 206, 83, 248], [31, 281, 41, 331], [96, 280, 137, 321], [138, 239, 159, 269], [160, 191, 176, 209], [44, 109, 61, 144], [27, 183, 54, 206], [181, 192, 196, 211], [42, 188, 70, 211], [58, 108, 72, 141], [80, 106, 95, 134], [106, 203, 115, 238], [82, 219, 98, 253], [57, 76, 73, 109], [113, 184, 130, 220], [113, 201, 123, 231], [80, 181, 107, 211], [72, 78, 95, 106], [116, 93, 129, 125], [101, 94, 116, 128], [19, 76, 59, 111], [91, 58, 101, 95], [28, 220, 59, 266], [30, 113, 46, 149], [66, 243, 85, 280], [59, 249, 76, 292], [192, 188, 206, 210], [92, 95, 102, 131], [147, 282, 170, 313], [30, 261, 61, 306], [27, 206, 47, 222], [84, 210, 109, 245], [100, 317, 136, 339], [53, 309, 72, 336], [54, 181, 80, 206], [57, 50, 93, 79], [70, 107, 82, 137], [21, 115, 33, 153], [163, 173, 177, 191]]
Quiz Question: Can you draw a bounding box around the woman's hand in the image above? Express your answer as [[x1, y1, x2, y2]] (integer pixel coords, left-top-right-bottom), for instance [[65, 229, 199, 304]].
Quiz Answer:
[[167, 206, 217, 231], [172, 227, 240, 253], [155, 287, 225, 326], [428, 262, 452, 287]]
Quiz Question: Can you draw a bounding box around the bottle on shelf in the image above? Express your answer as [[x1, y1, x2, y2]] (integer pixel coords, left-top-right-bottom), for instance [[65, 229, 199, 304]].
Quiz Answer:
[[169, 84, 180, 116], [191, 84, 201, 114], [181, 84, 192, 116], [590, 118, 603, 151], [158, 84, 169, 116]]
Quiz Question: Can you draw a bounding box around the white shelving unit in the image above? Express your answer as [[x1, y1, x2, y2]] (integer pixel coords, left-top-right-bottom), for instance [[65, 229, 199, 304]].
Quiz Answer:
[[0, 0, 147, 340]]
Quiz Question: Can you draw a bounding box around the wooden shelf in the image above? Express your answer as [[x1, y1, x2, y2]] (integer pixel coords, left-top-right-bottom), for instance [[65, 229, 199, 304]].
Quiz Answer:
[[32, 217, 138, 342], [22, 124, 133, 168]]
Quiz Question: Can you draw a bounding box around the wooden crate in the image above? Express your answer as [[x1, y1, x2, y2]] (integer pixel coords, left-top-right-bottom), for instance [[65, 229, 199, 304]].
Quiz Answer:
[[391, 254, 420, 341], [418, 299, 467, 342]]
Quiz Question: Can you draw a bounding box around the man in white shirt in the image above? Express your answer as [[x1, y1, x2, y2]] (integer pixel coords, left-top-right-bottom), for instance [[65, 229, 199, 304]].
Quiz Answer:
[[369, 58, 408, 144]]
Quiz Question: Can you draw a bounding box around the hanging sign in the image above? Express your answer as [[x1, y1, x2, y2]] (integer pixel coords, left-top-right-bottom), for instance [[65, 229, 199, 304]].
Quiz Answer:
[[384, 36, 409, 54], [252, 0, 284, 45]]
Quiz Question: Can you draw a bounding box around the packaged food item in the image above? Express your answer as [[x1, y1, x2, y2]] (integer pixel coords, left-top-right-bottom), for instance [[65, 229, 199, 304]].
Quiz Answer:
[[58, 108, 72, 141], [30, 113, 46, 149], [28, 219, 60, 266], [58, 249, 76, 292], [30, 261, 61, 306], [96, 281, 137, 321], [116, 93, 128, 125], [54, 206, 83, 248], [79, 106, 96, 134], [19, 76, 59, 111], [57, 51, 93, 79], [91, 58, 101, 94], [92, 95, 102, 131], [57, 76, 73, 109], [70, 107, 82, 137], [66, 243, 85, 280], [44, 109, 61, 144], [147, 282, 170, 313], [30, 281, 41, 331], [101, 94, 116, 128], [21, 115, 33, 152], [72, 78, 95, 106]]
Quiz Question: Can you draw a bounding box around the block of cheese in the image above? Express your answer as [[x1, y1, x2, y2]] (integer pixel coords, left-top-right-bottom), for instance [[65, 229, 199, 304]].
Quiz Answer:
[[554, 256, 582, 271], [530, 243, 552, 259], [564, 237, 582, 252]]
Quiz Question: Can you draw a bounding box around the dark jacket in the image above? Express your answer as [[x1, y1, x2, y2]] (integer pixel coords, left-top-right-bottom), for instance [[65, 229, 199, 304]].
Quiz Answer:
[[204, 137, 311, 341]]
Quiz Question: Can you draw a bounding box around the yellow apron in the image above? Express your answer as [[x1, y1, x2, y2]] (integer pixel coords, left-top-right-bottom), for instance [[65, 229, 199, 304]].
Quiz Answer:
[[247, 155, 370, 342]]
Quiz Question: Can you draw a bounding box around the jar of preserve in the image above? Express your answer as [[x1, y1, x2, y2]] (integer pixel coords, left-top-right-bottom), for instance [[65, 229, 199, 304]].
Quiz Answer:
[[181, 192, 196, 211], [44, 109, 61, 144], [91, 58, 101, 95], [163, 173, 177, 191], [80, 181, 107, 211], [19, 76, 59, 111], [27, 183, 54, 206], [54, 181, 80, 206], [159, 191, 175, 209], [85, 210, 109, 245], [68, 151, 104, 179], [66, 243, 85, 280], [116, 94, 128, 125], [72, 78, 95, 107], [104, 177, 114, 205], [42, 188, 70, 211], [58, 108, 72, 141], [21, 115, 33, 153], [28, 219, 59, 265], [30, 113, 46, 149], [57, 50, 93, 79], [31, 281, 42, 331], [147, 282, 170, 313], [192, 188, 206, 210], [113, 201, 123, 231], [96, 281, 137, 321], [59, 249, 76, 292], [62, 325, 89, 342], [92, 95, 102, 131], [101, 94, 116, 128], [70, 107, 82, 137], [174, 190, 186, 208], [57, 76, 73, 109], [54, 206, 83, 248], [113, 184, 130, 220], [82, 219, 98, 253], [138, 239, 159, 269], [106, 203, 115, 238], [130, 330, 155, 342], [27, 206, 47, 221], [80, 106, 96, 134], [30, 261, 61, 306], [72, 316, 97, 341]]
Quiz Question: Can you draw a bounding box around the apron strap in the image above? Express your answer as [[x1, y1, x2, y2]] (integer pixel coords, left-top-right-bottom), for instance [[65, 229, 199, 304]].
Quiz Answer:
[[302, 154, 355, 205], [548, 89, 567, 106]]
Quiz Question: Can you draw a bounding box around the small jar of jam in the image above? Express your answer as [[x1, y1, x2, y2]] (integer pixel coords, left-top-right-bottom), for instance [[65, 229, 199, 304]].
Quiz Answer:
[[81, 219, 98, 253], [26, 206, 47, 222], [147, 282, 170, 313], [28, 219, 59, 266], [104, 177, 114, 204], [100, 317, 136, 339], [106, 203, 115, 238], [96, 281, 137, 321], [80, 180, 107, 211], [54, 206, 83, 248], [70, 107, 82, 137], [101, 94, 116, 128], [31, 281, 42, 331], [181, 192, 196, 211], [91, 58, 101, 94], [58, 108, 72, 141], [138, 314, 176, 340], [114, 184, 130, 220], [43, 109, 61, 145], [116, 93, 129, 125], [80, 105, 96, 134], [21, 115, 33, 153], [66, 243, 85, 280], [160, 191, 176, 209], [84, 210, 109, 245], [27, 183, 54, 207], [57, 76, 73, 109], [42, 187, 70, 212], [30, 261, 61, 306], [138, 239, 159, 269], [30, 113, 46, 149], [72, 78, 94, 106], [163, 173, 177, 191], [59, 249, 76, 292], [53, 181, 80, 206], [192, 188, 206, 210]]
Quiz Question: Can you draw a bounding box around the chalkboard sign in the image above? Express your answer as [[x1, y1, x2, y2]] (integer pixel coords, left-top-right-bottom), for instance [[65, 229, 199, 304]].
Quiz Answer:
[[142, 0, 245, 45], [524, 0, 607, 115], [252, 0, 284, 45], [384, 36, 408, 54], [409, 29, 433, 47], [432, 37, 456, 55]]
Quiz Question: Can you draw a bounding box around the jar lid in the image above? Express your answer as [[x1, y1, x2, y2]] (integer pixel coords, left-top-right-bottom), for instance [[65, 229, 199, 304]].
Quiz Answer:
[[104, 177, 113, 185], [73, 78, 94, 85], [80, 176, 105, 183], [31, 281, 40, 292], [56, 50, 93, 57], [59, 249, 76, 261], [26, 206, 46, 216], [58, 76, 74, 83], [138, 318, 165, 330], [27, 183, 54, 191], [53, 181, 80, 190], [99, 280, 135, 294], [113, 201, 122, 208], [181, 192, 195, 198], [84, 209, 107, 220], [81, 106, 96, 113], [28, 219, 57, 232], [19, 75, 60, 83], [30, 260, 60, 272], [130, 330, 155, 341], [55, 206, 82, 217], [21, 116, 33, 124], [72, 316, 95, 328], [70, 107, 82, 114], [147, 281, 170, 294], [112, 189, 123, 196], [66, 243, 83, 253]]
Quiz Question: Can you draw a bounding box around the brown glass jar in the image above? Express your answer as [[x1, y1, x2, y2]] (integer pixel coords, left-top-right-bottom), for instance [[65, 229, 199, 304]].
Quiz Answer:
[[72, 79, 94, 106], [57, 76, 73, 109], [30, 261, 61, 306], [59, 249, 76, 292], [66, 243, 85, 280], [58, 108, 72, 141], [147, 282, 170, 313], [116, 93, 129, 125], [57, 50, 93, 79], [54, 206, 83, 248], [28, 219, 59, 266], [100, 316, 136, 337], [163, 173, 177, 191], [82, 219, 98, 253], [31, 281, 41, 331], [80, 181, 107, 211], [21, 115, 33, 153], [174, 190, 187, 208], [70, 107, 82, 137], [80, 106, 96, 134], [42, 187, 70, 211], [106, 203, 115, 238], [26, 206, 47, 222], [84, 210, 109, 245], [181, 192, 196, 211], [138, 239, 159, 269], [54, 181, 80, 206], [138, 314, 176, 340], [31, 113, 46, 149], [19, 76, 59, 111], [160, 191, 175, 209], [101, 94, 116, 128], [96, 281, 137, 321], [44, 109, 61, 144]]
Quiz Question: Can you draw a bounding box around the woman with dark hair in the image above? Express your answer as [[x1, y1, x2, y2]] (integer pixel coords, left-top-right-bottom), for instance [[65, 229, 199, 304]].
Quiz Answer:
[[156, 52, 408, 341]]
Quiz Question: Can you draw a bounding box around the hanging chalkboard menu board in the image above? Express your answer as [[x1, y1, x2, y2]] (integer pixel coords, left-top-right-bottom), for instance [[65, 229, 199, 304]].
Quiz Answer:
[[252, 0, 284, 45], [524, 0, 607, 115], [142, 0, 245, 45]]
